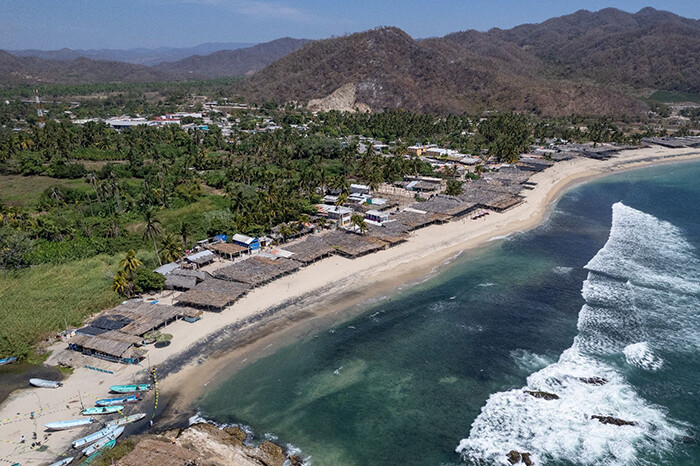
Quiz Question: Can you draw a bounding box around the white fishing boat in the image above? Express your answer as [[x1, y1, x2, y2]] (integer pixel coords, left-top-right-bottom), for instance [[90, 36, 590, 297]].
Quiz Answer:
[[104, 412, 146, 428], [45, 418, 94, 431], [82, 426, 123, 456], [71, 426, 118, 449], [48, 457, 74, 466], [30, 378, 63, 388]]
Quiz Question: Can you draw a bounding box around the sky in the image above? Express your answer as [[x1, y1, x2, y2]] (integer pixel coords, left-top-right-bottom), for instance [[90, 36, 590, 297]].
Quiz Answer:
[[0, 0, 699, 50]]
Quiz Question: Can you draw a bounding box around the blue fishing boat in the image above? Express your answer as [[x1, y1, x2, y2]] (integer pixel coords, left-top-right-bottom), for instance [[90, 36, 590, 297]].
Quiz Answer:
[[0, 356, 17, 366], [109, 384, 151, 394], [45, 418, 94, 431], [95, 394, 140, 407], [82, 405, 123, 415], [72, 426, 117, 449]]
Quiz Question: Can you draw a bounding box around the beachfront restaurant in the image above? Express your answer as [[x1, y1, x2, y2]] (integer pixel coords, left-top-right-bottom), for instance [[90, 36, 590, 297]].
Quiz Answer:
[[232, 233, 261, 252], [70, 330, 147, 365], [184, 250, 216, 268]]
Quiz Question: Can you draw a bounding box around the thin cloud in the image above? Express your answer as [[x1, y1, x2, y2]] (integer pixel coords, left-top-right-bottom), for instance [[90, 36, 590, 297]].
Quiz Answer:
[[176, 0, 314, 21]]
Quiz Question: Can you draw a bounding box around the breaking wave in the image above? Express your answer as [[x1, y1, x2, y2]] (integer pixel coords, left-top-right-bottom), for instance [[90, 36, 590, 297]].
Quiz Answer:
[[457, 203, 700, 465]]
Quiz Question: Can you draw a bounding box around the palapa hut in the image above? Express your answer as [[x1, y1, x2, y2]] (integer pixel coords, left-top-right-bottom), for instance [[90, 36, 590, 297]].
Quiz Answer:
[[214, 256, 301, 287], [207, 242, 248, 260], [70, 301, 187, 364], [321, 230, 388, 258], [176, 278, 251, 310], [283, 234, 335, 265], [410, 195, 477, 218], [391, 210, 450, 230], [70, 331, 146, 364]]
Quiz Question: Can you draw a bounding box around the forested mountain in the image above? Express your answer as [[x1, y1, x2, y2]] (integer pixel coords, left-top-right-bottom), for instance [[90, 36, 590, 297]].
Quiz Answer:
[[153, 38, 310, 79], [0, 38, 308, 85], [8, 42, 256, 66], [240, 7, 700, 116], [2, 7, 699, 116]]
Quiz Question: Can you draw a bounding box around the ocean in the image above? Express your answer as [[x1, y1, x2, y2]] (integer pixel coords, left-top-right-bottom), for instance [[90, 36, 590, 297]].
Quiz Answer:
[[197, 161, 700, 465]]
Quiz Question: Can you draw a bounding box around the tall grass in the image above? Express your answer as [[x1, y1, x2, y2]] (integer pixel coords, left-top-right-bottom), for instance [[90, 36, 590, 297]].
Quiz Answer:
[[0, 253, 124, 358]]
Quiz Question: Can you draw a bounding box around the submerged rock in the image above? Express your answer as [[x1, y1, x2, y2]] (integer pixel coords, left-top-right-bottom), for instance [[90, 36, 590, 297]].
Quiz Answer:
[[591, 415, 637, 426], [507, 450, 521, 464], [524, 390, 560, 400], [223, 425, 248, 443], [507, 450, 533, 465], [578, 376, 608, 385]]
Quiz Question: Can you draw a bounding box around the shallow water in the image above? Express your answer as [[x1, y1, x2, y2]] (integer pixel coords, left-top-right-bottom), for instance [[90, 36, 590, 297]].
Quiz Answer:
[[199, 161, 700, 465]]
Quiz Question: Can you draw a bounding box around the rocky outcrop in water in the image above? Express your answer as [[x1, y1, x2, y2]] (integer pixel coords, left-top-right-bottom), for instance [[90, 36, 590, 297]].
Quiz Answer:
[[507, 450, 533, 465], [524, 390, 559, 400], [118, 422, 298, 466], [591, 415, 637, 426], [577, 377, 608, 385]]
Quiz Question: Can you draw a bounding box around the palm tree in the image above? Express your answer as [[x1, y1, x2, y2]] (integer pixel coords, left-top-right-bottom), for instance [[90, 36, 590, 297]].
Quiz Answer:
[[161, 233, 183, 263], [49, 186, 64, 208], [120, 249, 142, 275], [351, 213, 368, 235], [112, 270, 131, 297], [143, 210, 163, 266]]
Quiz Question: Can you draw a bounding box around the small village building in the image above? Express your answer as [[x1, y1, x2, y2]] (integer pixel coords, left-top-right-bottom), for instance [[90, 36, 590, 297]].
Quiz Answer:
[[232, 234, 260, 251], [184, 250, 215, 268], [317, 204, 354, 226], [154, 262, 179, 276], [350, 184, 371, 195], [208, 242, 248, 260], [365, 210, 390, 224]]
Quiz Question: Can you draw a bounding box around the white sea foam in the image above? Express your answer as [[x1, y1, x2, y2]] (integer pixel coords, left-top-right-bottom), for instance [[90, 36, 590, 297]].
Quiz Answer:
[[623, 342, 664, 371], [510, 349, 554, 373], [477, 282, 496, 287], [457, 203, 697, 465], [553, 266, 574, 275]]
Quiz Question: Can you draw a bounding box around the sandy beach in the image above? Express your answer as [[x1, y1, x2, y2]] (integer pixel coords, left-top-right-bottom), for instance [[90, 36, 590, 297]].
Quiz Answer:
[[2, 144, 700, 465]]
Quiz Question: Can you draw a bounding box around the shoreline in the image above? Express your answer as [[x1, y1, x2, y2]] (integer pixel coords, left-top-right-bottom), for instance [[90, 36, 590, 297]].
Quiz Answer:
[[2, 145, 700, 465]]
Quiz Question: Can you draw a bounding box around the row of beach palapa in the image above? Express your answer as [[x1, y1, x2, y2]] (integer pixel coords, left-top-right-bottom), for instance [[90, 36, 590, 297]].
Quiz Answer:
[[5, 142, 700, 466]]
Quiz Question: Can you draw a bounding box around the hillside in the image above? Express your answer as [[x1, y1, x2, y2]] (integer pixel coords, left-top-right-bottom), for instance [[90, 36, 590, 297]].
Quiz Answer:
[[483, 7, 700, 93], [8, 42, 256, 66], [0, 51, 168, 85], [0, 38, 309, 86], [154, 38, 310, 79], [239, 26, 647, 116]]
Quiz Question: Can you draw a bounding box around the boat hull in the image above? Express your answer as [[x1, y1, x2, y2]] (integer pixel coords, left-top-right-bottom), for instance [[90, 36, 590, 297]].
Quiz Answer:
[[96, 395, 140, 406], [48, 457, 74, 466], [109, 384, 151, 393], [82, 406, 123, 415], [82, 427, 123, 456], [72, 426, 117, 449], [45, 418, 94, 431], [30, 378, 62, 388], [0, 356, 17, 366], [104, 412, 146, 428]]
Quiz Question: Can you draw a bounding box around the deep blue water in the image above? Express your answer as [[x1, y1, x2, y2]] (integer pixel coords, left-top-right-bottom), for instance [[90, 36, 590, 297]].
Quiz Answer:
[[199, 161, 700, 465]]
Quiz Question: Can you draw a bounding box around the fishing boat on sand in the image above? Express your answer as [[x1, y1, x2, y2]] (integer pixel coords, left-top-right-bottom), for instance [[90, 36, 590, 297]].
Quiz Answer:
[[109, 384, 151, 394], [82, 426, 123, 456], [45, 418, 94, 431], [72, 426, 117, 449], [48, 457, 74, 466], [96, 394, 140, 407], [81, 439, 116, 464], [0, 356, 17, 366], [82, 406, 123, 415], [104, 412, 146, 428], [30, 378, 63, 388]]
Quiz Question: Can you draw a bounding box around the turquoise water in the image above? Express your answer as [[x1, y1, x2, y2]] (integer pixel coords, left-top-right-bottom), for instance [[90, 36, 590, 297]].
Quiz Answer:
[[199, 161, 700, 465]]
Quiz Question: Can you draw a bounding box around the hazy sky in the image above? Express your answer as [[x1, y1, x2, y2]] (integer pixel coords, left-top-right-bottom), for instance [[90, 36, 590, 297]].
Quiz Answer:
[[1, 0, 699, 50]]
